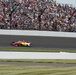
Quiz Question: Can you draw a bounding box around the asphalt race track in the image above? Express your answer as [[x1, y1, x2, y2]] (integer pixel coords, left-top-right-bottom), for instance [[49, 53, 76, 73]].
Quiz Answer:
[[0, 35, 76, 66], [0, 62, 76, 66], [0, 35, 76, 49]]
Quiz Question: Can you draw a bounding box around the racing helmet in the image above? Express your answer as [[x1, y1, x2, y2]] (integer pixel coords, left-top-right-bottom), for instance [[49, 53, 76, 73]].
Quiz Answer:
[[21, 40, 25, 42]]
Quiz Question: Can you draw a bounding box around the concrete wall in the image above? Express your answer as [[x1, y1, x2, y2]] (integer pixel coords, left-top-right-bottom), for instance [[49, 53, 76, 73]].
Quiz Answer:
[[0, 29, 76, 38]]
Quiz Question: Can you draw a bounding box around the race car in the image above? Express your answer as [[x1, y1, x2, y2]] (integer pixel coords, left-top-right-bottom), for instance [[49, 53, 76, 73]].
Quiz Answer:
[[10, 40, 32, 47]]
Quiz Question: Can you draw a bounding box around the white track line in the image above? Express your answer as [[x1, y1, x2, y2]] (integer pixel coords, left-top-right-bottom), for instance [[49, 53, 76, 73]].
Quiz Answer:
[[0, 51, 76, 59]]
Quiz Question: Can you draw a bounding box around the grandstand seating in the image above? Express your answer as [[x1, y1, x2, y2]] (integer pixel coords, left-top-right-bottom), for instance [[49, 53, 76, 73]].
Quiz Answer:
[[0, 0, 76, 32]]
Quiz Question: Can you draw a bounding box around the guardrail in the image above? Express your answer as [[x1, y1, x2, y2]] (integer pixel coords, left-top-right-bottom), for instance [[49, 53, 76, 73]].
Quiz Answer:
[[0, 29, 76, 38]]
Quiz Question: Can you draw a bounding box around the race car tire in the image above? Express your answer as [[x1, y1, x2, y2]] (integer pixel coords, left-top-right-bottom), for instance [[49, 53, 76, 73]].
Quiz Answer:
[[27, 43, 32, 47], [18, 44, 22, 47], [26, 45, 28, 47]]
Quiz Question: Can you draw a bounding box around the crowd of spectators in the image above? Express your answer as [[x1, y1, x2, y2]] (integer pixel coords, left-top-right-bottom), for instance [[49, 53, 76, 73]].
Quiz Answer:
[[0, 0, 76, 32]]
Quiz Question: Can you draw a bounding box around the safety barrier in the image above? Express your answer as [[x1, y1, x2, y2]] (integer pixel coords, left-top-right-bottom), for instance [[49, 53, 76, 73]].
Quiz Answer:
[[0, 29, 76, 38]]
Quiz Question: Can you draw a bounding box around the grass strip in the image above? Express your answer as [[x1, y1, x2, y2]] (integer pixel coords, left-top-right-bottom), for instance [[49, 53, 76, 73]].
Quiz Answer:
[[0, 47, 76, 52], [0, 65, 76, 75]]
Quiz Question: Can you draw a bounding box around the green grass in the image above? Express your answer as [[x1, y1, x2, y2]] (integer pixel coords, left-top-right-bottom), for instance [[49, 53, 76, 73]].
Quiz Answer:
[[0, 47, 76, 52], [0, 65, 76, 75], [0, 47, 76, 75], [0, 59, 76, 64]]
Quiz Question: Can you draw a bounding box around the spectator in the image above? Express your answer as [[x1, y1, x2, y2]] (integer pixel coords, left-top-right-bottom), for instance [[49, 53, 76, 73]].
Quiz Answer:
[[0, 0, 76, 32]]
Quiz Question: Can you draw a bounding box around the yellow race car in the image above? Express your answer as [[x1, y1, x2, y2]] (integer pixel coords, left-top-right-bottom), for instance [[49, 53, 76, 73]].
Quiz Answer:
[[11, 40, 32, 47]]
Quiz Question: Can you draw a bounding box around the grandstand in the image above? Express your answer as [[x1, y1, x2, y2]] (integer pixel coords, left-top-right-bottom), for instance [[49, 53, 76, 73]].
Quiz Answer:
[[0, 0, 76, 32]]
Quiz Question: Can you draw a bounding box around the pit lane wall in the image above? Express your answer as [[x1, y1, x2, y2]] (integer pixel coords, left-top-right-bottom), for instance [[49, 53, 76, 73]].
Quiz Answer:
[[0, 29, 76, 38]]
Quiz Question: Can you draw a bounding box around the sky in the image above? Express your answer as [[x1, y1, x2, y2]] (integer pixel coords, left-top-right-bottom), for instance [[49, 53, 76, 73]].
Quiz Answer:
[[55, 0, 76, 7]]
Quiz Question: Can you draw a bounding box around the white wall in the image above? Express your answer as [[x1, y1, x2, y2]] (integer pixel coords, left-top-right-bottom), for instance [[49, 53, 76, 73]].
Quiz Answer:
[[0, 29, 76, 38], [0, 51, 76, 59]]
